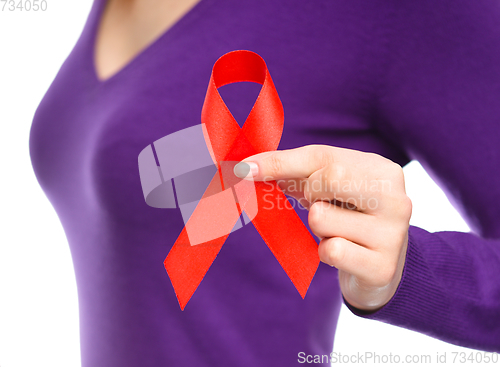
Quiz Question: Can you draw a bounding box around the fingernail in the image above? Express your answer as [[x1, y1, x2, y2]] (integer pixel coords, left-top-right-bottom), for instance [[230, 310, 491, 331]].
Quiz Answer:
[[234, 162, 259, 179]]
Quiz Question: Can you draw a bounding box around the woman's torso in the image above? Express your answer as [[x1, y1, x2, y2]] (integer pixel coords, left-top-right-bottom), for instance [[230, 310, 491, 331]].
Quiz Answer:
[[29, 0, 409, 365]]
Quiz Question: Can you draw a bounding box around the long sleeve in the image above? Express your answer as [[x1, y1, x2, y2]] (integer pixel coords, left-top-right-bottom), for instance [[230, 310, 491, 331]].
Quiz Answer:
[[345, 0, 500, 352]]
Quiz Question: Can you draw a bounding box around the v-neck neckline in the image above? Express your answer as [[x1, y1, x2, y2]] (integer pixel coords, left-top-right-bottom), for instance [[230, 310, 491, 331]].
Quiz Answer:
[[88, 0, 214, 86]]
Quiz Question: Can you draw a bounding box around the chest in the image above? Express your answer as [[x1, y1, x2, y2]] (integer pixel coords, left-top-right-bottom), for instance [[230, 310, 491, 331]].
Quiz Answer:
[[29, 0, 405, 221]]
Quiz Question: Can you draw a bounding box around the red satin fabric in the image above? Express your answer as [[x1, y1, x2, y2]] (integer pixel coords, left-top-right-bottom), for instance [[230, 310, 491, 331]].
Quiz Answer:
[[164, 50, 319, 310]]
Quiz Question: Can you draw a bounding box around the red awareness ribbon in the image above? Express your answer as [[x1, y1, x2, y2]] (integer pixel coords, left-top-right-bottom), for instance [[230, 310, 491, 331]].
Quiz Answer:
[[164, 50, 320, 310]]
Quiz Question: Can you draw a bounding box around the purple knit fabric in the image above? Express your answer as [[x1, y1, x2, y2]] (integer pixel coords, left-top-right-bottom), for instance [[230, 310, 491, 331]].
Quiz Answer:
[[29, 0, 500, 365]]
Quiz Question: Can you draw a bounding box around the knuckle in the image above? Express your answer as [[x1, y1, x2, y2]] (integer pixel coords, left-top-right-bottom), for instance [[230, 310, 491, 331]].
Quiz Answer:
[[393, 194, 412, 220], [321, 164, 348, 191], [388, 161, 405, 183], [266, 153, 284, 177], [311, 146, 335, 168], [330, 163, 348, 182], [382, 189, 412, 221], [400, 195, 413, 219], [373, 156, 405, 186], [327, 237, 346, 265], [308, 202, 324, 230]]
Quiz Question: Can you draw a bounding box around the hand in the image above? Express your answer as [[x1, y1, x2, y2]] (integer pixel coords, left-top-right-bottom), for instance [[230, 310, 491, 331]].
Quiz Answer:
[[234, 145, 412, 311]]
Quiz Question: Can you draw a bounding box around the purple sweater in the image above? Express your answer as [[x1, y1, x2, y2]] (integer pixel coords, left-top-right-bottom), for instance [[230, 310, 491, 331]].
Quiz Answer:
[[29, 0, 500, 365]]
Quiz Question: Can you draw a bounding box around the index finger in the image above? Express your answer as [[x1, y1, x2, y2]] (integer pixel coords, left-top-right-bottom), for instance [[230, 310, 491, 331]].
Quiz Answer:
[[234, 145, 341, 181]]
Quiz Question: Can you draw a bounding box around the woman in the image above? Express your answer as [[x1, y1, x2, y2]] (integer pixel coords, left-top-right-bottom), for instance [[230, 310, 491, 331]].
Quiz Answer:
[[29, 0, 500, 365]]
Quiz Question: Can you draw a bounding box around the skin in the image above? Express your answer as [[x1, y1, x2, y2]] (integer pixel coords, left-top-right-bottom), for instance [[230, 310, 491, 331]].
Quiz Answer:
[[95, 0, 201, 81], [235, 145, 412, 312], [96, 1, 412, 312]]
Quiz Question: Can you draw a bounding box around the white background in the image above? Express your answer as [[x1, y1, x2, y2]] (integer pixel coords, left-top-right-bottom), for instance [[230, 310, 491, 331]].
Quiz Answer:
[[0, 1, 486, 366]]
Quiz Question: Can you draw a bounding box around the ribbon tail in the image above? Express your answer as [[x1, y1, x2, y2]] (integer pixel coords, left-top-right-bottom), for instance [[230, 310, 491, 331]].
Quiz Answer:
[[164, 171, 239, 310], [164, 229, 226, 310], [250, 182, 320, 298]]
